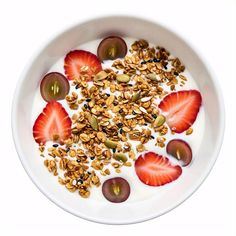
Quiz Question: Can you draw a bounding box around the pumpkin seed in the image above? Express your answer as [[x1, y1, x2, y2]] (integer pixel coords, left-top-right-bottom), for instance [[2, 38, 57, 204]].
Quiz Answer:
[[106, 95, 115, 106], [89, 115, 98, 131], [132, 91, 141, 102], [154, 115, 166, 127], [146, 73, 160, 82], [113, 153, 127, 163], [104, 139, 118, 149], [94, 71, 108, 81], [146, 73, 157, 80], [116, 74, 130, 83]]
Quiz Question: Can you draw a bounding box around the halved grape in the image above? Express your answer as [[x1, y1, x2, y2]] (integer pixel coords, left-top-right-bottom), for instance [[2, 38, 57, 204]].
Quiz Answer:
[[40, 72, 69, 102], [102, 177, 130, 203], [97, 36, 127, 61], [166, 139, 192, 166]]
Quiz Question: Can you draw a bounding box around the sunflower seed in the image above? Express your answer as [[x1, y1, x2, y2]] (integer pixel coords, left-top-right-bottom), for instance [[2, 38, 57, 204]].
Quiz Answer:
[[125, 114, 137, 119], [141, 96, 152, 102]]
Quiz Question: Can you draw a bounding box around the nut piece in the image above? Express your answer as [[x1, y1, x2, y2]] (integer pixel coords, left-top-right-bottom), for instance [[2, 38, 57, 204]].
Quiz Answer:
[[80, 133, 90, 142], [116, 74, 130, 83], [69, 149, 76, 157], [104, 139, 118, 149], [79, 189, 90, 198], [136, 144, 145, 152], [97, 132, 106, 142], [154, 115, 166, 127], [113, 153, 128, 163], [186, 127, 193, 135]]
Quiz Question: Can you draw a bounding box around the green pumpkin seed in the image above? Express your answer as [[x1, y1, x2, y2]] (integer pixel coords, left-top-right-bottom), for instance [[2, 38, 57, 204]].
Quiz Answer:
[[132, 91, 141, 102], [94, 71, 108, 81], [116, 74, 130, 83], [154, 115, 166, 127], [104, 139, 118, 149], [113, 153, 127, 163], [89, 115, 98, 131], [146, 73, 159, 81]]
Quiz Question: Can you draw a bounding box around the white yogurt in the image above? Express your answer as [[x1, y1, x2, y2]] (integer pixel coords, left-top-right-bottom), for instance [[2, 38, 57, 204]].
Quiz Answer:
[[31, 38, 205, 202]]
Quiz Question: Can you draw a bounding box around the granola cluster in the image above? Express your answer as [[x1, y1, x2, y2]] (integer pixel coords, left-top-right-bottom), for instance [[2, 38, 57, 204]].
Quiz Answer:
[[40, 39, 188, 198]]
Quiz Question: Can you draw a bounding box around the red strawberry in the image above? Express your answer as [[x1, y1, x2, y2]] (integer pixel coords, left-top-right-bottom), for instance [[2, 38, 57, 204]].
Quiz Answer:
[[135, 152, 182, 186], [64, 50, 102, 80], [158, 90, 202, 133], [33, 101, 72, 144]]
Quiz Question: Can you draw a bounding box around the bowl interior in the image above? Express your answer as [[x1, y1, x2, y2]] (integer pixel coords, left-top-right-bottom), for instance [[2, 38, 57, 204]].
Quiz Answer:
[[12, 16, 224, 224]]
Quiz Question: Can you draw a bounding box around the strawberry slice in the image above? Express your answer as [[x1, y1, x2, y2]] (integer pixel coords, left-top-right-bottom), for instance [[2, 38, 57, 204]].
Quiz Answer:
[[158, 90, 202, 133], [33, 101, 72, 144], [64, 50, 102, 80], [135, 152, 182, 186]]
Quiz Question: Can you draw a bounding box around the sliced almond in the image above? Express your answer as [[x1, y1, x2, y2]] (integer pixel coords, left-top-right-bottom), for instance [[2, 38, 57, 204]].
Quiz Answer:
[[134, 108, 142, 114], [139, 107, 148, 114], [141, 96, 152, 102], [125, 114, 136, 119]]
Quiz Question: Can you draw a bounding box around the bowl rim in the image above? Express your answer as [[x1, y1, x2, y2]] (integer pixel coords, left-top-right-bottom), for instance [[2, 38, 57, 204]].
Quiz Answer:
[[11, 15, 225, 225]]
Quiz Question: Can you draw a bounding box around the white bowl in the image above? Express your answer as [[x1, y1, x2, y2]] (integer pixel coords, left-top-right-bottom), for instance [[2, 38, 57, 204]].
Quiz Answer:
[[12, 16, 225, 224]]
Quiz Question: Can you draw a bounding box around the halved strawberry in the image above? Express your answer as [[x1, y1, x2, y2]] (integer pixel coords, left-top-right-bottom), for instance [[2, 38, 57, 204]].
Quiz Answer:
[[64, 50, 102, 81], [135, 152, 182, 186], [33, 101, 72, 144], [158, 90, 202, 133]]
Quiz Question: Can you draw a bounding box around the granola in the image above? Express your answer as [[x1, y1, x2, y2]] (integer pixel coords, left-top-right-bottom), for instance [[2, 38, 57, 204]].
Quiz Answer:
[[33, 37, 199, 200]]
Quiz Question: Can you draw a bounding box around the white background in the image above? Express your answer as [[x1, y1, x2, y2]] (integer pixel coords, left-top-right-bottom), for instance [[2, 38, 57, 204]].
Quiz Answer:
[[0, 0, 235, 235]]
